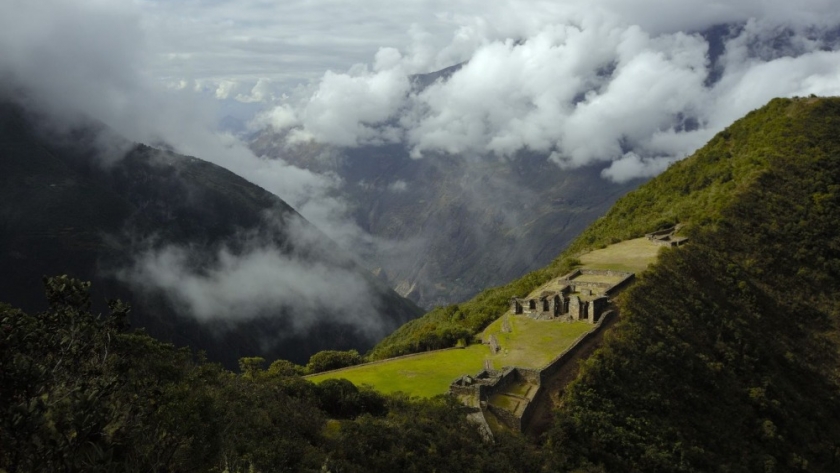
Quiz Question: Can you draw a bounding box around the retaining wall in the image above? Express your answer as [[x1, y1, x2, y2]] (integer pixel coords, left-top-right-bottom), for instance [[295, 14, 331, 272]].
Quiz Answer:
[[488, 404, 522, 431], [580, 269, 633, 278], [539, 310, 616, 383], [558, 268, 583, 280], [604, 273, 635, 296], [516, 368, 541, 385], [518, 396, 538, 432]]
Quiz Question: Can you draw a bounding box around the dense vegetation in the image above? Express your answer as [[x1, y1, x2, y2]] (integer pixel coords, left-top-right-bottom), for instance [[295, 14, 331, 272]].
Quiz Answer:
[[547, 97, 840, 471], [368, 258, 579, 359], [1, 276, 540, 472], [4, 96, 840, 472], [370, 96, 835, 359]]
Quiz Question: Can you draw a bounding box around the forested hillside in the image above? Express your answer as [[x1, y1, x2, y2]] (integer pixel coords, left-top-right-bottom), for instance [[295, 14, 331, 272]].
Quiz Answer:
[[370, 97, 838, 361], [548, 96, 840, 471]]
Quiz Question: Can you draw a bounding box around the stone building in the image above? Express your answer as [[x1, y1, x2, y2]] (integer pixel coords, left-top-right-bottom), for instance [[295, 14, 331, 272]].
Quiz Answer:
[[645, 226, 689, 247], [509, 269, 633, 323]]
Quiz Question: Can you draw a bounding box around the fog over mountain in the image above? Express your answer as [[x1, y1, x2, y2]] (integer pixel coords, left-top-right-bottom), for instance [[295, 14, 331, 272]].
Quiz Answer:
[[2, 0, 840, 310], [257, 8, 840, 182], [245, 1, 840, 305]]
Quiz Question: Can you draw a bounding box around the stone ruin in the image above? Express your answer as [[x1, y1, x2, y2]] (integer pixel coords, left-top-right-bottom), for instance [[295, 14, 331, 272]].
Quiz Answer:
[[509, 269, 633, 324], [487, 334, 500, 354], [501, 316, 512, 333], [645, 225, 689, 247], [450, 310, 618, 435]]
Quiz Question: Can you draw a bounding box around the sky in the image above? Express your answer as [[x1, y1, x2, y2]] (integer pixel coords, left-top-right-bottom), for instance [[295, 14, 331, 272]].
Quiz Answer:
[[148, 0, 840, 181], [2, 0, 840, 323], [3, 0, 840, 182]]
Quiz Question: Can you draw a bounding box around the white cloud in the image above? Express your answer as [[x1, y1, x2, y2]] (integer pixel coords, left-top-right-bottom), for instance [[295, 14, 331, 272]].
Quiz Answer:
[[4, 0, 838, 194], [291, 64, 411, 146], [252, 2, 840, 181], [388, 180, 409, 192], [601, 152, 677, 183], [214, 80, 239, 99], [119, 217, 386, 335], [252, 103, 300, 130], [0, 0, 419, 328], [236, 78, 275, 103]]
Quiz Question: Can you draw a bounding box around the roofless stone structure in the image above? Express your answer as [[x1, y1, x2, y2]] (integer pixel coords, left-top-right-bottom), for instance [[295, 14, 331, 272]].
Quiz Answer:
[[509, 269, 633, 324]]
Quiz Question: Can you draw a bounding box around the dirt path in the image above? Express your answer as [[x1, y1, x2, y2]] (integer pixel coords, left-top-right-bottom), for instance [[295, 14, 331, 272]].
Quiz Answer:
[[524, 310, 620, 438]]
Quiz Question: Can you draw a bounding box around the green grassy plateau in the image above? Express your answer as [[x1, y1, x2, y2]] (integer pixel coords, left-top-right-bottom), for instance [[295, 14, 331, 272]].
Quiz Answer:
[[309, 317, 593, 397], [577, 237, 663, 273], [314, 238, 660, 397]]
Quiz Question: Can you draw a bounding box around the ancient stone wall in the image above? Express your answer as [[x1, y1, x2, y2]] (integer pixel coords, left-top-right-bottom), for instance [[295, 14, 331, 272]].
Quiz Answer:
[[449, 383, 480, 398], [452, 300, 623, 434], [487, 368, 519, 394], [570, 281, 614, 291], [646, 227, 676, 238], [516, 368, 541, 385], [604, 273, 635, 296], [487, 404, 522, 431], [518, 396, 538, 432], [579, 269, 633, 278], [559, 268, 583, 280], [467, 408, 494, 441], [538, 310, 616, 383]]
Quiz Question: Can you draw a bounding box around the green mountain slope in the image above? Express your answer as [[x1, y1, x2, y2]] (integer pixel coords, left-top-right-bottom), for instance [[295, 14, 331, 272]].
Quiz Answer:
[[5, 97, 840, 472], [548, 96, 840, 471], [370, 97, 840, 361]]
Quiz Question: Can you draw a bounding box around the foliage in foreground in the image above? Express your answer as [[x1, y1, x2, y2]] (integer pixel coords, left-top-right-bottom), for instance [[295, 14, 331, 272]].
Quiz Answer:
[[0, 276, 540, 473]]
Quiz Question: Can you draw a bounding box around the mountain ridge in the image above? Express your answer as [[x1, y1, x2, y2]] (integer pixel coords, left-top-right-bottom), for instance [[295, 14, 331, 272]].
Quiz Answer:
[[370, 96, 840, 360], [548, 95, 840, 471], [0, 101, 423, 368]]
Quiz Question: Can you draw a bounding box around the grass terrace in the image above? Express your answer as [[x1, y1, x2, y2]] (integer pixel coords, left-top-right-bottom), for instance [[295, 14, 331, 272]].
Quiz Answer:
[[309, 317, 593, 398], [578, 237, 663, 273], [316, 238, 665, 398]]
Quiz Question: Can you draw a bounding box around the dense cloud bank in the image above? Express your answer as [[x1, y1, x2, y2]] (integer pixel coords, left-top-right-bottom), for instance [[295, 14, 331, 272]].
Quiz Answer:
[[259, 7, 840, 181], [117, 215, 387, 336], [0, 0, 409, 329], [4, 0, 839, 196]]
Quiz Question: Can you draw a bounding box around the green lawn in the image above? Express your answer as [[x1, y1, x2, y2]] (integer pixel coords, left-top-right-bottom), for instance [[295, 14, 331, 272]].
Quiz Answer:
[[309, 317, 593, 398], [481, 317, 592, 369], [308, 346, 490, 398], [578, 237, 663, 273]]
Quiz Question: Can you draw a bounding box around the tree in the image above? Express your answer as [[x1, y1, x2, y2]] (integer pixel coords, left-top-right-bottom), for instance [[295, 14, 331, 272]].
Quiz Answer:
[[306, 349, 362, 374], [1, 275, 126, 472]]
